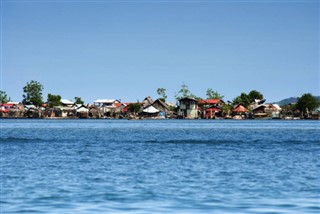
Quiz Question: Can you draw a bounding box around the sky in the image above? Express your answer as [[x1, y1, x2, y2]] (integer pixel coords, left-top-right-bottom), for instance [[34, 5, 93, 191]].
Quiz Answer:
[[1, 0, 319, 104]]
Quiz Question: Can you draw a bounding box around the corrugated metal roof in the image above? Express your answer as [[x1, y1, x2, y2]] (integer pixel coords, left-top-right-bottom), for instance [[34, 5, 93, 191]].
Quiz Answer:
[[199, 99, 222, 104], [61, 99, 74, 105]]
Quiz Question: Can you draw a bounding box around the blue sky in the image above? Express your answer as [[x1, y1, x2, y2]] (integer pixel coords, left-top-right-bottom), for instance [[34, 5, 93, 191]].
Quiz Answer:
[[1, 0, 319, 103]]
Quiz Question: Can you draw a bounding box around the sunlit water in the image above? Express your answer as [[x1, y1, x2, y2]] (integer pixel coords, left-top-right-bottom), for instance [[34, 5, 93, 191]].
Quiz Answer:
[[1, 119, 319, 213]]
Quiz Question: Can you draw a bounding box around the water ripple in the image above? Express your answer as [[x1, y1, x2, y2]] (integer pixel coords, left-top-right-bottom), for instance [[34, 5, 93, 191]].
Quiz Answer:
[[1, 120, 319, 213]]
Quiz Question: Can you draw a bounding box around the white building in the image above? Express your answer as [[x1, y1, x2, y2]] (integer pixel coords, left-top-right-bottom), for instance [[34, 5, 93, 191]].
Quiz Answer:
[[61, 99, 74, 107], [94, 99, 120, 113]]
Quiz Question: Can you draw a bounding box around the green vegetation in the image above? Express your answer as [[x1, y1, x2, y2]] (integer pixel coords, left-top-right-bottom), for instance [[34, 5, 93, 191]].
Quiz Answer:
[[248, 90, 264, 101], [0, 90, 9, 103], [222, 104, 232, 115], [206, 88, 224, 99], [174, 83, 198, 101], [280, 104, 295, 116], [75, 97, 84, 105], [232, 93, 251, 107], [4, 80, 319, 118], [47, 94, 61, 107], [296, 93, 319, 114], [22, 80, 44, 106], [232, 90, 264, 107], [128, 102, 141, 114], [156, 88, 167, 102]]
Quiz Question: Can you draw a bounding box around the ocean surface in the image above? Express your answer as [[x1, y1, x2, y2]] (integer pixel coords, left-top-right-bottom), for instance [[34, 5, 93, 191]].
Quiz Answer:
[[1, 119, 319, 214]]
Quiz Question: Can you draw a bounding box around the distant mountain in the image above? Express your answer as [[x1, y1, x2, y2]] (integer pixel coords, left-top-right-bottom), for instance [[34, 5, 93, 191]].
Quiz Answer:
[[275, 96, 320, 106], [274, 97, 298, 106]]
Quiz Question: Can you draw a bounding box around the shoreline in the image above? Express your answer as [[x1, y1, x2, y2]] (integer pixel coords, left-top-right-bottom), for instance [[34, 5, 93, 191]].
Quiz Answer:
[[0, 117, 316, 120]]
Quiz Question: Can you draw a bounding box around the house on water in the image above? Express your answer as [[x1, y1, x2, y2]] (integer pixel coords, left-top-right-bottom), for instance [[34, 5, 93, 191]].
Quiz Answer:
[[232, 103, 248, 119], [198, 99, 225, 118], [178, 97, 199, 119], [94, 99, 121, 116]]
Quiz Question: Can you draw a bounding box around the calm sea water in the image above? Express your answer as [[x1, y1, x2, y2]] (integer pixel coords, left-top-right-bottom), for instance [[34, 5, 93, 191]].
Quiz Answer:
[[1, 119, 319, 214]]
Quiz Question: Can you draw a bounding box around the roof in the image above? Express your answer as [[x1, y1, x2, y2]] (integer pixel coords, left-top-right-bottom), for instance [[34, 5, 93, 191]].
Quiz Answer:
[[179, 97, 197, 102], [74, 104, 83, 108], [143, 105, 159, 113], [76, 106, 89, 112], [252, 105, 266, 111], [0, 104, 13, 113], [0, 104, 14, 107], [61, 99, 74, 105], [199, 99, 224, 104], [233, 104, 248, 112], [271, 104, 282, 110], [143, 96, 154, 104], [252, 104, 282, 111], [25, 104, 36, 109], [205, 107, 222, 112], [114, 103, 124, 108], [153, 99, 170, 110]]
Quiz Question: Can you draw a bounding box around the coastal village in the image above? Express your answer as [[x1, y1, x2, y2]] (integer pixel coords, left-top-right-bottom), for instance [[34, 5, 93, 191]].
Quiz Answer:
[[1, 95, 319, 120], [1, 81, 319, 120]]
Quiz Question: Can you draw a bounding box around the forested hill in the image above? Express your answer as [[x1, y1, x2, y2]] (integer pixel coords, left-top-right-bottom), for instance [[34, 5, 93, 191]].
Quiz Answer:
[[275, 96, 320, 106]]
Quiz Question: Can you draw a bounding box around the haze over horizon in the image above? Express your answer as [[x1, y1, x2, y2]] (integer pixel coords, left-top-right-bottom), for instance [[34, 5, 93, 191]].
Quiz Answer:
[[1, 0, 319, 103]]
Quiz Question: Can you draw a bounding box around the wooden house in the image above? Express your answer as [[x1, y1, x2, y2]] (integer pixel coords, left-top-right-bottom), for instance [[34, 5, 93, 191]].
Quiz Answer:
[[152, 99, 172, 118], [94, 99, 120, 115], [61, 99, 74, 107], [152, 99, 170, 112], [0, 103, 14, 113], [178, 97, 199, 119], [251, 104, 282, 118], [198, 99, 225, 118], [89, 106, 103, 118], [75, 104, 89, 118], [252, 105, 267, 118], [198, 99, 225, 107], [232, 103, 248, 115], [204, 106, 222, 119], [142, 96, 154, 108]]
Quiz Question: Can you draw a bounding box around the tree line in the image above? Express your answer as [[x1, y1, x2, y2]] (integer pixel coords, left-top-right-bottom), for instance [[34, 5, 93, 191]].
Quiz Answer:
[[0, 80, 319, 115], [0, 80, 84, 107]]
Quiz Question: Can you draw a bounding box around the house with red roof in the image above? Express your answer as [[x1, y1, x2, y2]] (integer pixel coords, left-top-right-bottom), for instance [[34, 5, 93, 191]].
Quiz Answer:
[[198, 99, 225, 119], [93, 99, 122, 116], [0, 103, 14, 113], [204, 106, 222, 119], [232, 103, 248, 114], [198, 99, 225, 106]]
